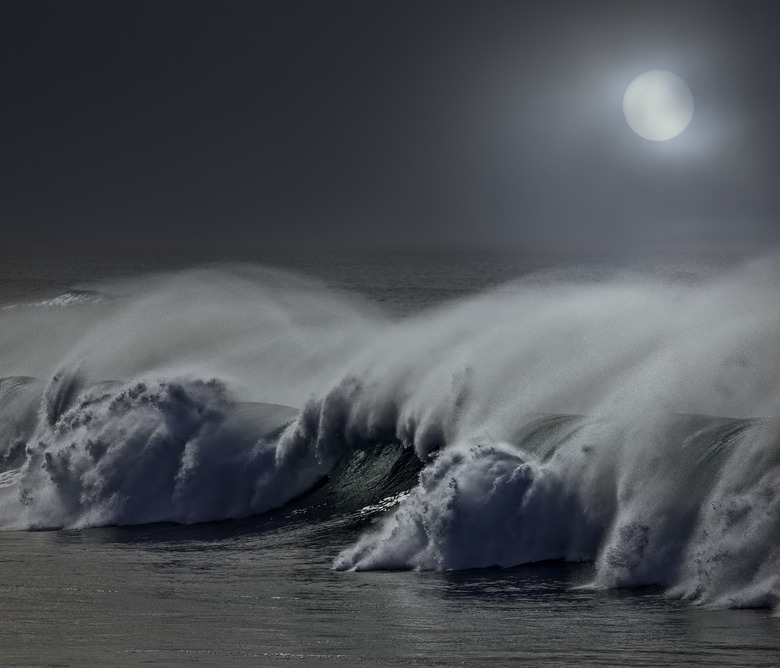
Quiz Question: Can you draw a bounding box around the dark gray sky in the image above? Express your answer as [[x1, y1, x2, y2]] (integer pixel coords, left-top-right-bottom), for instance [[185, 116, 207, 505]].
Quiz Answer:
[[2, 1, 779, 251]]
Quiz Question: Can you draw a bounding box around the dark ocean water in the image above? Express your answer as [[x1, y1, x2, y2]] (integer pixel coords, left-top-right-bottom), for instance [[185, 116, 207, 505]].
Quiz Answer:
[[0, 250, 778, 666]]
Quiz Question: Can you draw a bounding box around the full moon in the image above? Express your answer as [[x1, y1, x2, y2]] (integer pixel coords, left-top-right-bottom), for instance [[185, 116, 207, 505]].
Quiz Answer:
[[622, 70, 694, 141]]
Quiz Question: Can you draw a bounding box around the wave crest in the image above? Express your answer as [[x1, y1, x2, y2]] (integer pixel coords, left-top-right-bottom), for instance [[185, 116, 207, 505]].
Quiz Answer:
[[3, 377, 316, 529]]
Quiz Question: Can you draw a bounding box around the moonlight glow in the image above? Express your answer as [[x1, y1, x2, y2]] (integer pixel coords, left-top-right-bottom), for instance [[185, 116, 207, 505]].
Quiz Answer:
[[623, 70, 694, 141]]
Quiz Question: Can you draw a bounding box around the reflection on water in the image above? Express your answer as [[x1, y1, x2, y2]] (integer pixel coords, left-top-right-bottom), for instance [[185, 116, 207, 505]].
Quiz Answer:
[[1, 521, 777, 666]]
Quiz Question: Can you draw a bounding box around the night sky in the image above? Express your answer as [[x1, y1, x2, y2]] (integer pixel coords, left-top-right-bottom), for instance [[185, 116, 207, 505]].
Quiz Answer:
[[2, 1, 779, 252]]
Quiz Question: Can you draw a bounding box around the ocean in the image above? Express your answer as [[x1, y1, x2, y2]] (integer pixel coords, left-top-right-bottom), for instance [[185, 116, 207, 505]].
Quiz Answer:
[[0, 249, 778, 666]]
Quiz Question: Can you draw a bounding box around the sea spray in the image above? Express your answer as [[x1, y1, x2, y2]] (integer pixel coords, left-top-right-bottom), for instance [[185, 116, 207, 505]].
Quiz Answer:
[[0, 265, 379, 407]]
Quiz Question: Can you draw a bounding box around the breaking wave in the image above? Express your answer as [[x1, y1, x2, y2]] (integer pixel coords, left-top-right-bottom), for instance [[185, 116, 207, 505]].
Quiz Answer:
[[0, 256, 778, 611]]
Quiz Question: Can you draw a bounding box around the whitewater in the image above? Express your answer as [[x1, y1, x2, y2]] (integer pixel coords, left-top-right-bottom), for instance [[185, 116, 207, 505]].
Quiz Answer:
[[0, 250, 779, 643]]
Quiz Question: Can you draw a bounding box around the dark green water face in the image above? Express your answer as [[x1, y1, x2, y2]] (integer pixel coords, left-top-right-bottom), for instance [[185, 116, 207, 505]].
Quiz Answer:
[[1, 519, 779, 667]]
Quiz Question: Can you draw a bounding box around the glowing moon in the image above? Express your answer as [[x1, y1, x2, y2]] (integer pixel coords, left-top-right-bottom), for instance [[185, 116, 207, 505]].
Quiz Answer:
[[623, 70, 694, 141]]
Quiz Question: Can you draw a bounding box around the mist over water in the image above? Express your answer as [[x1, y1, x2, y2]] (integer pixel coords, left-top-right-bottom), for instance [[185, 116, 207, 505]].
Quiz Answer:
[[0, 253, 778, 613]]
